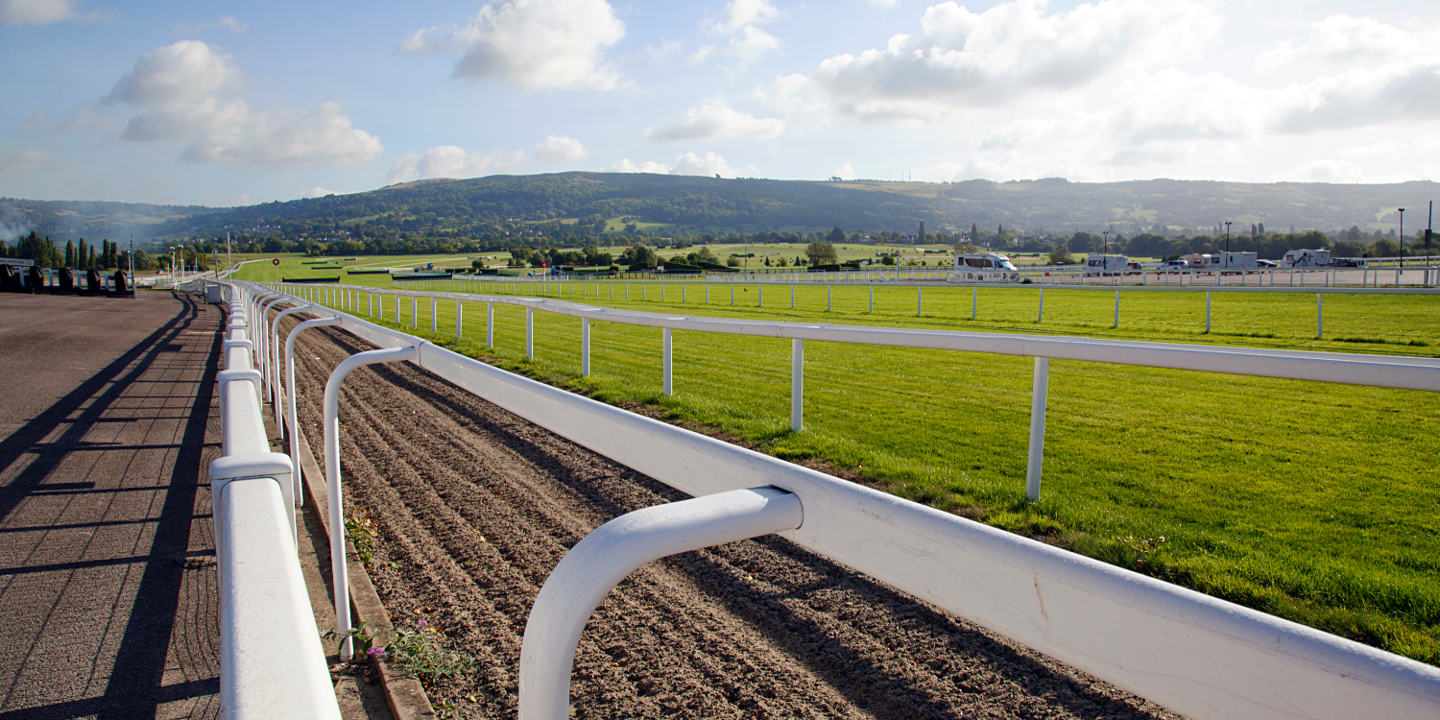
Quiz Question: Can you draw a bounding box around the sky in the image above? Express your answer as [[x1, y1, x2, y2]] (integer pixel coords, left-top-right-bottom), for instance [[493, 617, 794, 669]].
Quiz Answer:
[[0, 0, 1437, 207]]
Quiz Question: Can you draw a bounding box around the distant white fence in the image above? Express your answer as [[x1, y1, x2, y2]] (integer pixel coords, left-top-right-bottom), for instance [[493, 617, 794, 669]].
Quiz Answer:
[[186, 280, 340, 720], [250, 279, 1440, 720]]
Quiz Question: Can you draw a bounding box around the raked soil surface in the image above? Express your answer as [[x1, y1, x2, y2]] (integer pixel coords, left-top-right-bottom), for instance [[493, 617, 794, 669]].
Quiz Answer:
[[285, 317, 1182, 720]]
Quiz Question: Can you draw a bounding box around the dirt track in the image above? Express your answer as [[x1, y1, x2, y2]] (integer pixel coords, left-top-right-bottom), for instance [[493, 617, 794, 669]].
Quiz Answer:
[[285, 317, 1181, 720]]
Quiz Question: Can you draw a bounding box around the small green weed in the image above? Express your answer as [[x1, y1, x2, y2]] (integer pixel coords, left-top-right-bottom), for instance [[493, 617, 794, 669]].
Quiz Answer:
[[346, 508, 378, 569], [385, 620, 475, 690]]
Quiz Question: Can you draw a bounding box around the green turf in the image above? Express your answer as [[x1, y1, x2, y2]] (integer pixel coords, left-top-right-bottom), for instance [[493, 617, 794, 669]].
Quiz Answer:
[[279, 274, 1440, 665]]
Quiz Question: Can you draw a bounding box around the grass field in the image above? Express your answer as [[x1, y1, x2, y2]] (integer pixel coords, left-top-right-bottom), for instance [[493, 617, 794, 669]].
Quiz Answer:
[[240, 262, 1440, 665]]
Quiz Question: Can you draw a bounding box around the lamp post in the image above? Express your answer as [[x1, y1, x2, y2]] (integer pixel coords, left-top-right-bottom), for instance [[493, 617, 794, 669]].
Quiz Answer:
[[1102, 230, 1110, 256], [1398, 208, 1405, 268], [1224, 221, 1232, 269]]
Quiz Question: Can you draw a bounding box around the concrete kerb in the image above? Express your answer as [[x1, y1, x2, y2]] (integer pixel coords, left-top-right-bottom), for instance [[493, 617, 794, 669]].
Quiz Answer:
[[286, 386, 438, 720]]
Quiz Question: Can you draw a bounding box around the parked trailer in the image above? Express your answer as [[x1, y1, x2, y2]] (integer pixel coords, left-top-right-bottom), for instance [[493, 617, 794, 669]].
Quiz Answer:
[[1183, 251, 1258, 273], [950, 253, 1020, 282], [1083, 254, 1129, 276], [1281, 249, 1332, 268]]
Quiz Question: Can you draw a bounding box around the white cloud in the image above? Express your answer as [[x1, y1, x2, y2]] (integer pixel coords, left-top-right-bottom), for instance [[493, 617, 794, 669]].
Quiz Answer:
[[1271, 60, 1440, 134], [692, 0, 782, 67], [646, 103, 784, 142], [764, 73, 830, 130], [98, 41, 383, 168], [533, 134, 590, 160], [810, 0, 1222, 121], [604, 152, 757, 177], [1271, 159, 1368, 184], [605, 158, 671, 173], [0, 0, 104, 26], [302, 187, 336, 198], [834, 161, 857, 180], [386, 145, 525, 183], [107, 41, 242, 106], [706, 0, 780, 35], [1257, 15, 1439, 72], [0, 149, 50, 176], [399, 0, 626, 91], [177, 16, 248, 35], [862, 0, 899, 7], [180, 101, 383, 168], [671, 151, 755, 177]]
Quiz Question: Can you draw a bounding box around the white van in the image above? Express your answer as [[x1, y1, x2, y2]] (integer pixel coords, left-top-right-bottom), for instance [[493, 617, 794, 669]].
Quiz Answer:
[[950, 253, 1020, 282], [1084, 254, 1129, 276], [1280, 249, 1331, 268]]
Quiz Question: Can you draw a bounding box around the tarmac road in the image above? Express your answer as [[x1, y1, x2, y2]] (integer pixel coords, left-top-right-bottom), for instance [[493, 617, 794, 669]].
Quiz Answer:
[[0, 292, 223, 720]]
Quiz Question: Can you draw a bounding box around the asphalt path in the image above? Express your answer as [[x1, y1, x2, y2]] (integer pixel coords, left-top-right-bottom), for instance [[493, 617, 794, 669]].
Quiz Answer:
[[0, 291, 222, 720]]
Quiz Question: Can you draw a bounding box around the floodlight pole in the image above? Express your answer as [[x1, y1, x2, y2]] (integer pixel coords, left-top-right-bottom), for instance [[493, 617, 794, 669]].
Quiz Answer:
[[1398, 208, 1405, 268]]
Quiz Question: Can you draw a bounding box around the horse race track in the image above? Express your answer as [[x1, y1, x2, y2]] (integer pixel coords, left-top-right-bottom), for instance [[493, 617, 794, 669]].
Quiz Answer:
[[285, 316, 1180, 720]]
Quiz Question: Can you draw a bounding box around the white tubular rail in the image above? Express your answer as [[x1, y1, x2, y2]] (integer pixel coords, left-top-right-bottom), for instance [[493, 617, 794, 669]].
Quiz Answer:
[[518, 487, 803, 720], [207, 283, 341, 720], [323, 344, 420, 662], [251, 282, 1440, 720]]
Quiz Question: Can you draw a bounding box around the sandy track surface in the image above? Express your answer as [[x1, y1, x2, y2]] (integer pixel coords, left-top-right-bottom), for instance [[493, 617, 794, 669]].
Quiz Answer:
[[286, 318, 1180, 720]]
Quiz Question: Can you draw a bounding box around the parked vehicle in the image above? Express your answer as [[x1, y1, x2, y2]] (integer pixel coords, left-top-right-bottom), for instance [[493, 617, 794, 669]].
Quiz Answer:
[[1182, 252, 1257, 273], [1083, 254, 1129, 276], [950, 253, 1020, 282], [1256, 259, 1277, 267], [1157, 260, 1189, 273], [1280, 249, 1331, 268]]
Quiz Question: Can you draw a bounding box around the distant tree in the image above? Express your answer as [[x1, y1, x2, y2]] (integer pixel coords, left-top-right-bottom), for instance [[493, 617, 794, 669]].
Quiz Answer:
[[917, 221, 926, 244], [826, 227, 845, 245], [805, 241, 838, 266], [65, 239, 76, 268], [952, 236, 978, 254], [1369, 238, 1399, 257], [1048, 244, 1074, 265], [1346, 225, 1363, 242], [764, 257, 772, 266], [880, 255, 895, 266]]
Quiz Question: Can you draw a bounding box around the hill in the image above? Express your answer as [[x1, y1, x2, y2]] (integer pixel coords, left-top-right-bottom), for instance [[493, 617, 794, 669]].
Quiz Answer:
[[164, 173, 1436, 240], [3, 174, 1434, 247]]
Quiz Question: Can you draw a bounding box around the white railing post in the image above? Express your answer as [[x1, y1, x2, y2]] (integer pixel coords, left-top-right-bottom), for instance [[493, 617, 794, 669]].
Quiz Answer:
[[1038, 288, 1045, 323], [270, 303, 312, 436], [1113, 289, 1120, 328], [1025, 357, 1050, 501], [581, 318, 590, 377], [456, 299, 463, 339], [1318, 293, 1324, 339], [791, 338, 803, 431], [518, 487, 802, 720], [972, 285, 978, 319], [662, 327, 673, 395], [487, 302, 494, 348], [286, 315, 341, 508], [1206, 291, 1212, 333], [827, 285, 832, 312], [526, 306, 534, 359], [412, 296, 418, 328], [790, 284, 795, 309], [323, 344, 418, 661], [917, 286, 923, 316], [869, 285, 874, 313], [431, 297, 437, 332]]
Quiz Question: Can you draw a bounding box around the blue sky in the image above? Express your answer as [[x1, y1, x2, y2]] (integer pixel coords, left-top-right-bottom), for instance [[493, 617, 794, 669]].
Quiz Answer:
[[1, 0, 1436, 206]]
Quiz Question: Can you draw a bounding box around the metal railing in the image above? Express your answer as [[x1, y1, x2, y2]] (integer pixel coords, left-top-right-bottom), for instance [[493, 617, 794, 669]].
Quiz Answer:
[[187, 280, 341, 720], [251, 279, 1440, 720]]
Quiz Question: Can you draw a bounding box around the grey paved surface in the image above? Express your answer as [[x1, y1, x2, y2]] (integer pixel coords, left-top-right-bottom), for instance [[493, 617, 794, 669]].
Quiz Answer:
[[0, 291, 222, 719]]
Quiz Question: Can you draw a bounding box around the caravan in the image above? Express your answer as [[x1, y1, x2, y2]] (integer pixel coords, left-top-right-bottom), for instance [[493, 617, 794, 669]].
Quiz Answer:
[[1083, 254, 1129, 276], [950, 253, 1020, 282], [1183, 251, 1257, 273], [1280, 249, 1331, 268]]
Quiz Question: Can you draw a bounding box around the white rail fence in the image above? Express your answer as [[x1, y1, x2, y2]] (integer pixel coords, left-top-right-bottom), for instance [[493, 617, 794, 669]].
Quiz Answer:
[[240, 280, 1440, 720], [296, 275, 1440, 342], [190, 280, 340, 719]]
